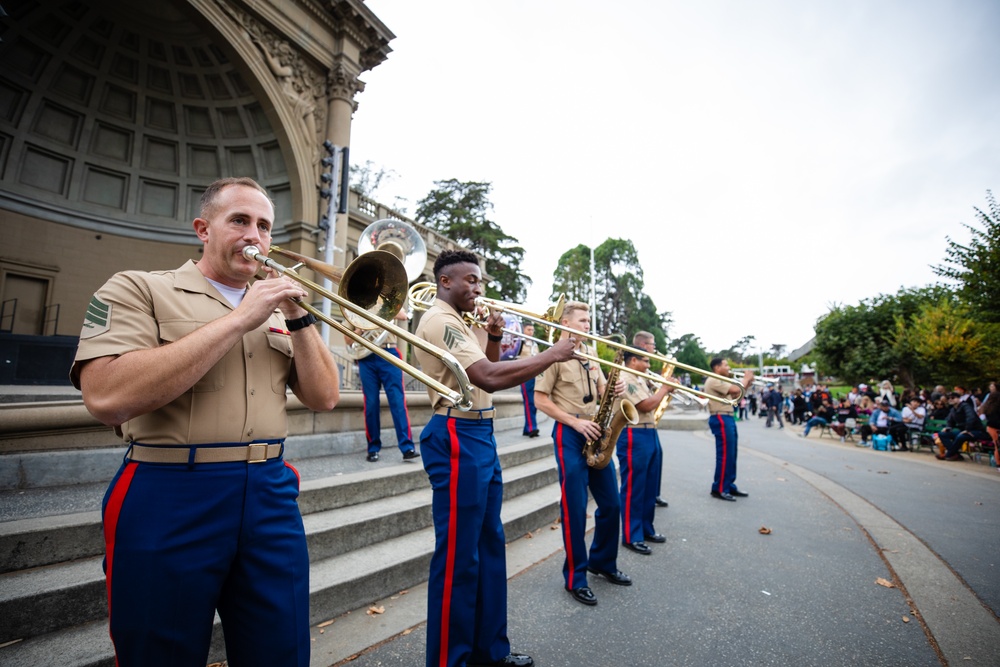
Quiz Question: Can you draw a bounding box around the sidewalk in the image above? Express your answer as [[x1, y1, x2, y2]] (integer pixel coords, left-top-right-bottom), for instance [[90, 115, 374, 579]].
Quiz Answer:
[[323, 419, 1000, 667]]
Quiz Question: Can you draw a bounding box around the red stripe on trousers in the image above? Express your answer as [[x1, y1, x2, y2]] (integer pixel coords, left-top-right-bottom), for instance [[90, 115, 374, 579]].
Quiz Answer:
[[521, 384, 534, 431], [555, 423, 576, 589], [392, 348, 413, 441], [438, 418, 461, 667], [717, 414, 727, 494], [103, 461, 139, 666], [624, 428, 633, 543]]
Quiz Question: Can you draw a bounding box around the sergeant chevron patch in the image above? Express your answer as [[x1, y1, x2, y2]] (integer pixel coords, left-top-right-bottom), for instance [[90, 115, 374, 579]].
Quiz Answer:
[[80, 295, 111, 338], [443, 324, 465, 350]]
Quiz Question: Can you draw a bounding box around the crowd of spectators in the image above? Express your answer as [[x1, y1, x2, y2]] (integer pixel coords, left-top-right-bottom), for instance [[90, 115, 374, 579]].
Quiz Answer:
[[742, 380, 1000, 468]]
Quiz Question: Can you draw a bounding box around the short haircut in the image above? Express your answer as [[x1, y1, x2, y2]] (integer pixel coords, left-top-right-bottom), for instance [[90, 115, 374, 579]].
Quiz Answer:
[[561, 301, 589, 320], [948, 391, 962, 399], [709, 357, 724, 371], [433, 249, 479, 280], [633, 330, 654, 346], [623, 350, 641, 364], [199, 177, 271, 219]]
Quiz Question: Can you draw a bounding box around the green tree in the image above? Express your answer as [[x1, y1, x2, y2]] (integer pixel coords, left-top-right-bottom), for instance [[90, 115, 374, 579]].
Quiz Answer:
[[896, 298, 995, 386], [549, 239, 670, 343], [813, 285, 952, 388], [415, 179, 530, 302], [933, 190, 1000, 323], [594, 238, 644, 336], [550, 244, 592, 304], [671, 334, 710, 384]]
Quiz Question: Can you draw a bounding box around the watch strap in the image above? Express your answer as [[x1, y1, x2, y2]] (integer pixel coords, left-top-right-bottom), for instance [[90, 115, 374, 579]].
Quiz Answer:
[[285, 313, 318, 331]]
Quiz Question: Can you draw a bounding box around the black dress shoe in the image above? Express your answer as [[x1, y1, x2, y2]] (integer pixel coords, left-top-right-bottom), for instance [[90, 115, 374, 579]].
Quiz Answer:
[[568, 586, 597, 606], [710, 490, 736, 501], [527, 430, 540, 438], [587, 567, 632, 585], [655, 497, 669, 508], [402, 449, 420, 460], [468, 653, 535, 667], [644, 533, 666, 543], [366, 451, 379, 462], [622, 541, 652, 555], [729, 490, 749, 497]]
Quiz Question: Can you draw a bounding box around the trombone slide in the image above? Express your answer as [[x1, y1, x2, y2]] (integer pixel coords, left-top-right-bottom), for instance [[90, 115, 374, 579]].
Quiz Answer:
[[244, 246, 474, 410]]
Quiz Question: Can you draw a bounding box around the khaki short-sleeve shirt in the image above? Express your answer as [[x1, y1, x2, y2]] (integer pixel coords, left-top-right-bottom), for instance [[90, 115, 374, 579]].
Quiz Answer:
[[704, 376, 734, 415], [71, 260, 294, 444], [534, 345, 605, 417], [413, 298, 492, 411], [620, 369, 656, 423]]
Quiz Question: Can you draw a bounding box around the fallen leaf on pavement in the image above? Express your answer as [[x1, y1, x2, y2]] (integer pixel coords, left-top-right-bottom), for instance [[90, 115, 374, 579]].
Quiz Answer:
[[875, 578, 895, 588], [317, 620, 334, 628], [402, 628, 413, 636], [903, 616, 910, 623], [877, 470, 889, 475], [759, 526, 772, 535], [367, 605, 385, 615], [776, 477, 786, 481]]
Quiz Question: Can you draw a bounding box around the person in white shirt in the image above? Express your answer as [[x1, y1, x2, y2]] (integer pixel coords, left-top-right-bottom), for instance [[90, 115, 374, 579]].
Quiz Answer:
[[901, 397, 927, 448]]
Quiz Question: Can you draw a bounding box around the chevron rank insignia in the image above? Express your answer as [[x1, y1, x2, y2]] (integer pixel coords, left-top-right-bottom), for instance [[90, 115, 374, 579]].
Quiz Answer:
[[442, 324, 465, 350], [627, 384, 638, 396], [80, 295, 111, 339]]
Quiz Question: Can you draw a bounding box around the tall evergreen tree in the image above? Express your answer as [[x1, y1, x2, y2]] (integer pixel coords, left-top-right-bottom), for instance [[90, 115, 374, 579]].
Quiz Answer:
[[415, 179, 530, 302]]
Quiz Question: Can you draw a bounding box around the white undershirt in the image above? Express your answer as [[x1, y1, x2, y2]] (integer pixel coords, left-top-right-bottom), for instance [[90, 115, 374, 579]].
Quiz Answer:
[[205, 278, 246, 308]]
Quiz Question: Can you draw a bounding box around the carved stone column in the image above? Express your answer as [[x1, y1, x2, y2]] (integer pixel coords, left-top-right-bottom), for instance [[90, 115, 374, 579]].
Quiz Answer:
[[325, 59, 365, 268]]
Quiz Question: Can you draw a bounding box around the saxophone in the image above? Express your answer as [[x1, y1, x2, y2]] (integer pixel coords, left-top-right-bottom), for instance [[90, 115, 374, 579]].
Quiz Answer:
[[652, 362, 676, 425], [583, 342, 639, 469]]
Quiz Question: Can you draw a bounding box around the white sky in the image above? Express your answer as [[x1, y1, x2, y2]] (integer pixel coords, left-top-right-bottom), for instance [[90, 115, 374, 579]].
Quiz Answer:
[[348, 0, 1000, 355]]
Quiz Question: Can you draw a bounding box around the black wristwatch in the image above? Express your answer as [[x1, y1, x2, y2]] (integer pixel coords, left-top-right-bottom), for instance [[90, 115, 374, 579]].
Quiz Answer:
[[285, 313, 317, 331], [487, 332, 503, 342]]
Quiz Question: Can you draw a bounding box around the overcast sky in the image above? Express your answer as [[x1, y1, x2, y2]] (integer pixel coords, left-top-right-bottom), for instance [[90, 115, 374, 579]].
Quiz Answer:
[[348, 0, 1000, 357]]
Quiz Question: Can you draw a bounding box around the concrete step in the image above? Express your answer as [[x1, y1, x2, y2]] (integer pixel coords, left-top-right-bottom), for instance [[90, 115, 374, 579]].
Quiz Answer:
[[0, 434, 556, 571], [0, 478, 563, 667]]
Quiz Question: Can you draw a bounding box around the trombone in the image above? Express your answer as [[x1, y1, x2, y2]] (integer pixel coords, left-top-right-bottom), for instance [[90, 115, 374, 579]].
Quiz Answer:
[[244, 246, 474, 410], [730, 370, 777, 387], [407, 284, 742, 407]]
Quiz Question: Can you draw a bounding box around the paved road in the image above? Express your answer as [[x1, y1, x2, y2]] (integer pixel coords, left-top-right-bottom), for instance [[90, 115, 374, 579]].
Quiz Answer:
[[323, 416, 1000, 667]]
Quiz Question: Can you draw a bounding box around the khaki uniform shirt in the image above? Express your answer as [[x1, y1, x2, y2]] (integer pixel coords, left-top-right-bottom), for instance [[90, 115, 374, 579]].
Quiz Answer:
[[704, 376, 734, 415], [534, 345, 605, 417], [71, 260, 294, 444], [517, 338, 538, 359], [619, 369, 656, 424], [413, 298, 492, 411]]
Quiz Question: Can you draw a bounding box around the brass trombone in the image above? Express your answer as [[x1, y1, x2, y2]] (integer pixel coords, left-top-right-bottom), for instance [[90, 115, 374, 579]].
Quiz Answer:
[[407, 284, 742, 406], [244, 247, 474, 410]]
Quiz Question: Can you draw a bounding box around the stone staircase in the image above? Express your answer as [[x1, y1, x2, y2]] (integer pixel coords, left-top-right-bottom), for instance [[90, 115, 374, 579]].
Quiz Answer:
[[0, 396, 560, 667]]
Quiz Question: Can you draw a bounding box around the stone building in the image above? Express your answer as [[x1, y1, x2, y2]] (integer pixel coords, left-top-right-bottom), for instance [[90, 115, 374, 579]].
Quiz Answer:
[[0, 0, 458, 384]]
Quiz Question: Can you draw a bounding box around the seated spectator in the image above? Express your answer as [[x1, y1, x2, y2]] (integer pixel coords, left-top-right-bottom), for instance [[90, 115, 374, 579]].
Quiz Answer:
[[878, 380, 898, 407], [847, 385, 861, 405], [829, 397, 859, 441], [791, 389, 809, 425], [901, 397, 926, 434], [860, 399, 902, 445], [936, 392, 987, 461], [799, 399, 835, 438], [857, 395, 874, 416], [929, 396, 951, 420], [978, 382, 1000, 468]]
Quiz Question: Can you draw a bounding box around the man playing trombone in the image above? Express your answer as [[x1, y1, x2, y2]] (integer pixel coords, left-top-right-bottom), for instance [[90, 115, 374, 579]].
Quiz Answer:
[[534, 302, 632, 606], [616, 351, 676, 553], [413, 249, 577, 667], [71, 177, 340, 666], [705, 358, 755, 502]]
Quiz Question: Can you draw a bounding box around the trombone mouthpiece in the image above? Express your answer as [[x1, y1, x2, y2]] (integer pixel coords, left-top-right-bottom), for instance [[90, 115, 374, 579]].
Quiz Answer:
[[242, 246, 261, 260]]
